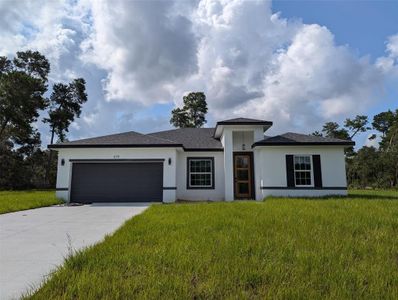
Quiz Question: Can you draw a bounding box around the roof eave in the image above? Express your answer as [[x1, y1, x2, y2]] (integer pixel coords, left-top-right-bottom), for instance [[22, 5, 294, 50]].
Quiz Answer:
[[252, 141, 355, 148], [48, 144, 184, 149], [213, 121, 273, 138], [183, 148, 224, 152], [216, 121, 273, 126]]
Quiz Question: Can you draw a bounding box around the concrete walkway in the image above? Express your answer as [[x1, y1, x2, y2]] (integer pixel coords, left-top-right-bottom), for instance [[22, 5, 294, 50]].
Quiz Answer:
[[0, 203, 149, 300]]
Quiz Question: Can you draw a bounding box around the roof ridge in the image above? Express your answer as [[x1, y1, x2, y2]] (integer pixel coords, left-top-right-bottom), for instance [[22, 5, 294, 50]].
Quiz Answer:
[[60, 130, 144, 143]]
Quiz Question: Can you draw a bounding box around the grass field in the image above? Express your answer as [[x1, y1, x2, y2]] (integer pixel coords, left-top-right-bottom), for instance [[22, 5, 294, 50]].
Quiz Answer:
[[0, 190, 61, 214], [28, 190, 398, 299]]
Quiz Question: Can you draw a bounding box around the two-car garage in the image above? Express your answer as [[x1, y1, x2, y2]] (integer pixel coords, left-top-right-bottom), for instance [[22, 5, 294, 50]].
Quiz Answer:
[[70, 160, 164, 203]]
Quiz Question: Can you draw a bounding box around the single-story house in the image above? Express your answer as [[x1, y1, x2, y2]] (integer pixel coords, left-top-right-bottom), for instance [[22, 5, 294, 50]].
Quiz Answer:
[[49, 117, 354, 203]]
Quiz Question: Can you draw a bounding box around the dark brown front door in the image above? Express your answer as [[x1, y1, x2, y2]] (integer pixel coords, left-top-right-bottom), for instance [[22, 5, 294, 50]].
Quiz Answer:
[[234, 153, 253, 199]]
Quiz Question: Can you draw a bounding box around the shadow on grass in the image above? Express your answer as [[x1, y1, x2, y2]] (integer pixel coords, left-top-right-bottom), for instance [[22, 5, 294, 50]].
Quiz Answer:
[[265, 191, 398, 201], [346, 193, 398, 201]]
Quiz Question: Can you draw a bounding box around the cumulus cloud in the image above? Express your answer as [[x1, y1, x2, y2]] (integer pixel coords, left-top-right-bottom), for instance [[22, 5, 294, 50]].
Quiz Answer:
[[386, 34, 398, 58], [376, 34, 398, 76], [77, 0, 391, 133], [80, 0, 198, 103], [0, 1, 73, 61], [0, 0, 396, 142], [235, 24, 383, 131], [189, 0, 298, 110]]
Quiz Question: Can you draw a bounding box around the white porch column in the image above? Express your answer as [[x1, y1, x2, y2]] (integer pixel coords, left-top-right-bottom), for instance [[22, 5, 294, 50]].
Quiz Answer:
[[222, 129, 234, 201]]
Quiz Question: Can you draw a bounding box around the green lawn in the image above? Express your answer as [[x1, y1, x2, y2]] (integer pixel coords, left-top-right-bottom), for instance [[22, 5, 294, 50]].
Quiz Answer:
[[28, 190, 398, 299], [0, 190, 61, 214]]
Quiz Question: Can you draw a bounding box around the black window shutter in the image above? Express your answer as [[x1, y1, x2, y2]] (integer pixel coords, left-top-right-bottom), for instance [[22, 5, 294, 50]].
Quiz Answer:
[[312, 155, 323, 188], [286, 155, 295, 187]]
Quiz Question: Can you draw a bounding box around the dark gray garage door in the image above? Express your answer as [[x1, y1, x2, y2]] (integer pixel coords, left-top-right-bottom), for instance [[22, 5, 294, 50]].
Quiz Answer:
[[70, 162, 163, 203]]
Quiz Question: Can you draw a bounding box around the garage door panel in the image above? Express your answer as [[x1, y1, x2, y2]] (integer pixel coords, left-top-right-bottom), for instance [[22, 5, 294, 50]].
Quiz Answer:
[[71, 162, 163, 203]]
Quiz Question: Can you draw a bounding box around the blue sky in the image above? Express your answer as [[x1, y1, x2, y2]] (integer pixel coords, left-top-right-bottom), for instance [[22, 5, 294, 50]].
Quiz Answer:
[[273, 0, 398, 116], [0, 0, 397, 147], [274, 1, 398, 59]]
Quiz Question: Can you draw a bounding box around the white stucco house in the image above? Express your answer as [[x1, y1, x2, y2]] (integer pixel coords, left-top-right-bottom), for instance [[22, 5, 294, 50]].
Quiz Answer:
[[49, 118, 354, 203]]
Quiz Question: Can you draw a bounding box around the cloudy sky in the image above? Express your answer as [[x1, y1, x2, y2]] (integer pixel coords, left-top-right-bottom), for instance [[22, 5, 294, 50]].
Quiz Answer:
[[1, 0, 397, 147]]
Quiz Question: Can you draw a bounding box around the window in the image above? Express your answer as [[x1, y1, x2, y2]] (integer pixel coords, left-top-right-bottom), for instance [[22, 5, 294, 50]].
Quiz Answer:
[[294, 155, 312, 186], [187, 157, 214, 189]]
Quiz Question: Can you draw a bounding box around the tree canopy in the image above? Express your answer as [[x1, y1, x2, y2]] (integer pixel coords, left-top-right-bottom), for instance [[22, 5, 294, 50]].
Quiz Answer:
[[170, 92, 208, 128], [0, 51, 50, 150], [314, 110, 398, 188], [44, 78, 88, 144], [0, 50, 87, 189]]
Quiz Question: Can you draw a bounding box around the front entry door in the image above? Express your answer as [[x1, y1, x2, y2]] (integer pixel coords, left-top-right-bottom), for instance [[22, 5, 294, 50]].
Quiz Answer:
[[234, 153, 253, 199]]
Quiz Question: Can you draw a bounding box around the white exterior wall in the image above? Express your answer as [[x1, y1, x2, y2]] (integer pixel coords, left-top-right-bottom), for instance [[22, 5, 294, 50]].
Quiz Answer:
[[220, 125, 265, 200], [254, 146, 348, 199], [176, 151, 225, 201], [54, 134, 349, 202], [55, 147, 178, 203], [232, 131, 253, 151]]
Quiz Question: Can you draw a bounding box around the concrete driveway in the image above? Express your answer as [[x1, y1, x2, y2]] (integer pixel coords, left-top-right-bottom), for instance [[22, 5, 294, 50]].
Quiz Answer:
[[0, 203, 149, 300]]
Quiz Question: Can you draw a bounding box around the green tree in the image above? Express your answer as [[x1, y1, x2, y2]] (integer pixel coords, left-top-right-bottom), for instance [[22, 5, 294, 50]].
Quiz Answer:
[[0, 141, 28, 189], [320, 122, 350, 140], [43, 78, 87, 185], [0, 50, 87, 189], [314, 115, 370, 140], [311, 130, 323, 137], [372, 110, 395, 138], [376, 109, 398, 186], [170, 92, 208, 128], [44, 78, 88, 144], [344, 115, 370, 139], [313, 115, 370, 157], [347, 146, 386, 188], [0, 51, 50, 145], [346, 109, 398, 188]]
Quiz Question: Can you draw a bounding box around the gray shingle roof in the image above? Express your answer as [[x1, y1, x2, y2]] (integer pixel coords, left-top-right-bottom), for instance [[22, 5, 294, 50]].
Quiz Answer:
[[49, 128, 353, 150], [252, 132, 355, 147], [217, 117, 273, 125], [49, 131, 181, 148], [49, 128, 223, 150], [148, 128, 223, 151]]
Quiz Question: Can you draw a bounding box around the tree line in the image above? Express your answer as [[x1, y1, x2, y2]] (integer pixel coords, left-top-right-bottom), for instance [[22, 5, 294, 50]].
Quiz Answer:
[[0, 51, 87, 189], [312, 111, 398, 188]]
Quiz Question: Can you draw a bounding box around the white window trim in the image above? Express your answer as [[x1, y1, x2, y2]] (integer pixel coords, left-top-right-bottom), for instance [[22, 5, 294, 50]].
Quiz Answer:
[[188, 158, 213, 188], [293, 155, 314, 187]]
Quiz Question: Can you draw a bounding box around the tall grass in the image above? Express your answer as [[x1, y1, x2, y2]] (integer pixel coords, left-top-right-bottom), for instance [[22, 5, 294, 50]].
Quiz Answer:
[[27, 190, 398, 299], [0, 190, 61, 214]]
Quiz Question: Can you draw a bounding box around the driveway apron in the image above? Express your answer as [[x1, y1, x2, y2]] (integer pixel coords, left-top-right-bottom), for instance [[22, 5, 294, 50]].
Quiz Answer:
[[0, 203, 149, 300]]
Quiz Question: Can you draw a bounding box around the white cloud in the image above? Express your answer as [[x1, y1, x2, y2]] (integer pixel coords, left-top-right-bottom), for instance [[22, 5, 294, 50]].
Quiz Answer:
[[0, 0, 90, 83], [376, 34, 398, 75], [386, 34, 398, 58], [79, 0, 198, 104], [186, 0, 299, 111], [77, 0, 390, 133]]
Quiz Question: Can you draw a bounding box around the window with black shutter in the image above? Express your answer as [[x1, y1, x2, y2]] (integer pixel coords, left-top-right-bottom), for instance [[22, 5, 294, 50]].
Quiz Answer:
[[312, 155, 323, 188], [294, 155, 312, 186], [285, 155, 295, 187]]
